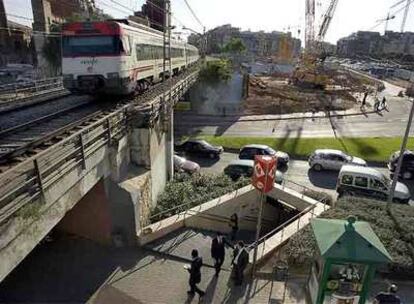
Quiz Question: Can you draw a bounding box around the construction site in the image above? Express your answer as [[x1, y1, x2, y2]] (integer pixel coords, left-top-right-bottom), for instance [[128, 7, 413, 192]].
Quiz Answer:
[[242, 0, 386, 116]]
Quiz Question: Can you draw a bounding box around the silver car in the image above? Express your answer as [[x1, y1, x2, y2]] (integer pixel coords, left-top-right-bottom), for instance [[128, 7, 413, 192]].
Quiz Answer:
[[309, 149, 367, 171], [173, 155, 200, 174]]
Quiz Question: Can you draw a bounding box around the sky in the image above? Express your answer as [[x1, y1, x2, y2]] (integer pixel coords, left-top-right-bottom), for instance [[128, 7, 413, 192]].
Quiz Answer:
[[3, 0, 414, 44]]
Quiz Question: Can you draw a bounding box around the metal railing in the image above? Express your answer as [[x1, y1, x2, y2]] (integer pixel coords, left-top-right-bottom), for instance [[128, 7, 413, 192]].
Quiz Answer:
[[281, 179, 333, 205], [147, 179, 332, 227], [246, 188, 330, 256], [0, 71, 199, 225], [0, 77, 65, 103]]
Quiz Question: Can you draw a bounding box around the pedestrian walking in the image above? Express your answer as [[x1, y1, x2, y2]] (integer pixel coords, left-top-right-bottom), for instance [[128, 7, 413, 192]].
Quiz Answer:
[[229, 213, 239, 241], [186, 249, 205, 298], [373, 284, 401, 304], [231, 241, 249, 286], [362, 91, 369, 104], [360, 97, 366, 111], [380, 96, 388, 111], [374, 98, 380, 112], [211, 232, 232, 276]]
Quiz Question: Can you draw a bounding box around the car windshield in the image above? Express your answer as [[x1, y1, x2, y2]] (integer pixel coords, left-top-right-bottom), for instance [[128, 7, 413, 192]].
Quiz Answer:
[[265, 147, 276, 154], [345, 155, 352, 161], [62, 36, 122, 57], [198, 140, 214, 149], [381, 174, 391, 186]]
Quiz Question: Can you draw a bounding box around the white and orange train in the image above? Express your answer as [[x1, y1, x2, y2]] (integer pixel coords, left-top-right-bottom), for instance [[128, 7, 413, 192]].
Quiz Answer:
[[62, 19, 199, 95]]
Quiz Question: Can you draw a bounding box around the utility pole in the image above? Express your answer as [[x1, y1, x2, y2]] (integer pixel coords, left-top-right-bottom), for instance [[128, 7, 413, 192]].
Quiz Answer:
[[388, 98, 414, 205], [163, 0, 174, 181]]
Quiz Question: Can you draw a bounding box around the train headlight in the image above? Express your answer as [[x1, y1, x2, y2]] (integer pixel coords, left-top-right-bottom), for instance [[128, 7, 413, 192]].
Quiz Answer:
[[107, 72, 119, 79]]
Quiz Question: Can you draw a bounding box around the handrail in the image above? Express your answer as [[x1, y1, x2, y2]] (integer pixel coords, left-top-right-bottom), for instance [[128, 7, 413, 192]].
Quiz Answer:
[[247, 202, 320, 250]]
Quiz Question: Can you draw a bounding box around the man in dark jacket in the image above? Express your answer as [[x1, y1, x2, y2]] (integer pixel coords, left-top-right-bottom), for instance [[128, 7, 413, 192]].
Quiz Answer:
[[374, 284, 401, 304], [186, 249, 205, 297], [232, 241, 249, 286], [211, 232, 232, 276]]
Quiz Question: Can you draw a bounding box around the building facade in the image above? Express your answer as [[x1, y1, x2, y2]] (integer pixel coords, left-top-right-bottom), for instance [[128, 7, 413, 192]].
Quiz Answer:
[[189, 24, 301, 61], [0, 0, 34, 66], [337, 30, 414, 60]]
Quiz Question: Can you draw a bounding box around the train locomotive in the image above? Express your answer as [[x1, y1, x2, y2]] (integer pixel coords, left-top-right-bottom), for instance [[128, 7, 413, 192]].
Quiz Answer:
[[62, 19, 199, 95]]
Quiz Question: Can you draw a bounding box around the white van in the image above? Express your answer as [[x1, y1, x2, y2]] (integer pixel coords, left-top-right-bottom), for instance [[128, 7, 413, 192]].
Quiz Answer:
[[337, 165, 411, 204]]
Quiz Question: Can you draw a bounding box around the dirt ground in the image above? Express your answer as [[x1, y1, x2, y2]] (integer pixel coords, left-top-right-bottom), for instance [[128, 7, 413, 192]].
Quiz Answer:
[[243, 76, 356, 115], [243, 72, 379, 115]]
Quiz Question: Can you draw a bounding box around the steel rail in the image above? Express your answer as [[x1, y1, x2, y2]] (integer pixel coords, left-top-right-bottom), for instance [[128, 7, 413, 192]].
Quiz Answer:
[[0, 70, 199, 226], [0, 101, 101, 163]]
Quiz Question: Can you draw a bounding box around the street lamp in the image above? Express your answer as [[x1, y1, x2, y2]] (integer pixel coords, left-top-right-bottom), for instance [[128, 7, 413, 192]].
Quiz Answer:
[[183, 26, 206, 58], [388, 93, 414, 205]]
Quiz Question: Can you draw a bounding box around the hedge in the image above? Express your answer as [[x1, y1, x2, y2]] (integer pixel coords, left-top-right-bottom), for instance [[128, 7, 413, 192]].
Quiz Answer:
[[285, 197, 414, 275]]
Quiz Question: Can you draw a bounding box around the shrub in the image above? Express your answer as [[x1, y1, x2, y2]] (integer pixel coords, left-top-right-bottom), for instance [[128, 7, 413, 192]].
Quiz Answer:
[[199, 60, 232, 83], [285, 197, 414, 275], [150, 173, 249, 223]]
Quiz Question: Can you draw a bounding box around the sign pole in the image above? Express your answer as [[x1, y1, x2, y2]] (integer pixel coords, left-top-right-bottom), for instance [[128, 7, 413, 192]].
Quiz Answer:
[[251, 162, 268, 276], [252, 190, 264, 276]]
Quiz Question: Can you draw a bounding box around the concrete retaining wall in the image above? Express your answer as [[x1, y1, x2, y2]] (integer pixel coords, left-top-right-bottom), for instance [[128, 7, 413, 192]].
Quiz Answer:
[[0, 134, 129, 282]]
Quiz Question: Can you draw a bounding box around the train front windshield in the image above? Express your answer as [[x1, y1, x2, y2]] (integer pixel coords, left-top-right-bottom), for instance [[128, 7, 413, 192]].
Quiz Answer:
[[62, 36, 123, 57]]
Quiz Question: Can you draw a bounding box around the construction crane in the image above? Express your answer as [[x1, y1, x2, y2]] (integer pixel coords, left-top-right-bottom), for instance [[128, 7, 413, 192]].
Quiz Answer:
[[376, 13, 396, 33], [291, 0, 339, 89]]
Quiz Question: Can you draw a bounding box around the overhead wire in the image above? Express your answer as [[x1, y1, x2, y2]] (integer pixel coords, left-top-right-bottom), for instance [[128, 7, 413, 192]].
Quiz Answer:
[[182, 0, 204, 29]]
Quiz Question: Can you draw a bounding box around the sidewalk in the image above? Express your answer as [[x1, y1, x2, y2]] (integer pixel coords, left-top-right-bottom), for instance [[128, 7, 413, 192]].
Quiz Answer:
[[177, 107, 378, 123]]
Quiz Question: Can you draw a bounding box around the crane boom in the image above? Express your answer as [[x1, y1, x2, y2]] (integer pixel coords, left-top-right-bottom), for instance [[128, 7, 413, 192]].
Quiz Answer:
[[317, 0, 339, 42], [305, 0, 316, 49], [401, 0, 411, 32]]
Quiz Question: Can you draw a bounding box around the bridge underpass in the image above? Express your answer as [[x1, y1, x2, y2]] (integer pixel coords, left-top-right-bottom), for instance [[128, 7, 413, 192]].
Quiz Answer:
[[0, 71, 199, 283]]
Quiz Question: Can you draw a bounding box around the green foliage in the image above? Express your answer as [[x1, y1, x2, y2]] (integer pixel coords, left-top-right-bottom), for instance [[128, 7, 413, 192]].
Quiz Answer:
[[199, 59, 232, 83], [222, 38, 246, 54], [199, 136, 414, 162], [285, 197, 414, 274], [16, 203, 42, 220], [42, 23, 62, 74], [150, 173, 249, 223]]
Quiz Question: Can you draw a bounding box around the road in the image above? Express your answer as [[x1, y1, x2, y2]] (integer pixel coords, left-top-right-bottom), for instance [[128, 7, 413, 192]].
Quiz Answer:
[[175, 80, 413, 138], [185, 152, 414, 204]]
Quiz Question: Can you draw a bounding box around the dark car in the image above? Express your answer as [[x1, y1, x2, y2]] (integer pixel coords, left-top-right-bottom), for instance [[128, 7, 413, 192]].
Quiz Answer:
[[175, 140, 223, 159], [388, 150, 414, 180], [239, 144, 289, 166], [224, 159, 284, 183]]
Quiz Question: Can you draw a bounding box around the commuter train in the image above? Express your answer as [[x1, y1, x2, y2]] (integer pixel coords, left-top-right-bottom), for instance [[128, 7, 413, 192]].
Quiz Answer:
[[62, 19, 199, 95]]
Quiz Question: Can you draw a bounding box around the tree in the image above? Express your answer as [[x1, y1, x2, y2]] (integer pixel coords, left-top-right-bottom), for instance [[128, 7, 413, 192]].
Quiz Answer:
[[199, 59, 232, 83], [223, 38, 246, 54]]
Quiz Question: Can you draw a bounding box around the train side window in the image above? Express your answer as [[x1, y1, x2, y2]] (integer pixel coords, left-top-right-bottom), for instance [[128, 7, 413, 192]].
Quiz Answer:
[[122, 36, 131, 55], [136, 44, 143, 60]]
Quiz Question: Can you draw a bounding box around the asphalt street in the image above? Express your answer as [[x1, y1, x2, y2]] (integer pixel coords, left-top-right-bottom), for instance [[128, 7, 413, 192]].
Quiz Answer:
[[184, 152, 414, 204], [175, 79, 413, 138]]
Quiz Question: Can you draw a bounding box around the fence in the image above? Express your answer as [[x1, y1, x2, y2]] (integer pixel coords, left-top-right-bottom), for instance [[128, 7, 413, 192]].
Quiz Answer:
[[0, 71, 199, 225], [0, 77, 64, 102]]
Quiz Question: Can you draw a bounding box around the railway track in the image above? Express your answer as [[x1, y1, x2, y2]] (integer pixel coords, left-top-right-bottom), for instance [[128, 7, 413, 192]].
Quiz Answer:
[[0, 68, 199, 173], [0, 100, 104, 165]]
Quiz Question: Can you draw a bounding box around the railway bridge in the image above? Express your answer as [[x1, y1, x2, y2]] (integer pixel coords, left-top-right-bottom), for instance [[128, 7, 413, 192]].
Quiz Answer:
[[0, 71, 199, 282]]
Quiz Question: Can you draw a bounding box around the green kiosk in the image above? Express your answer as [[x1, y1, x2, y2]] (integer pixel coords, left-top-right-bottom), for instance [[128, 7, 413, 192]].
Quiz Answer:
[[307, 216, 392, 304]]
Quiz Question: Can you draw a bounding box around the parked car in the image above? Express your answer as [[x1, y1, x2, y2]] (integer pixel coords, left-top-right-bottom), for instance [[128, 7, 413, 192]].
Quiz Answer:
[[173, 155, 200, 174], [175, 140, 223, 159], [238, 144, 289, 167], [224, 159, 284, 184], [309, 149, 367, 171], [337, 165, 411, 204], [388, 150, 414, 180]]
